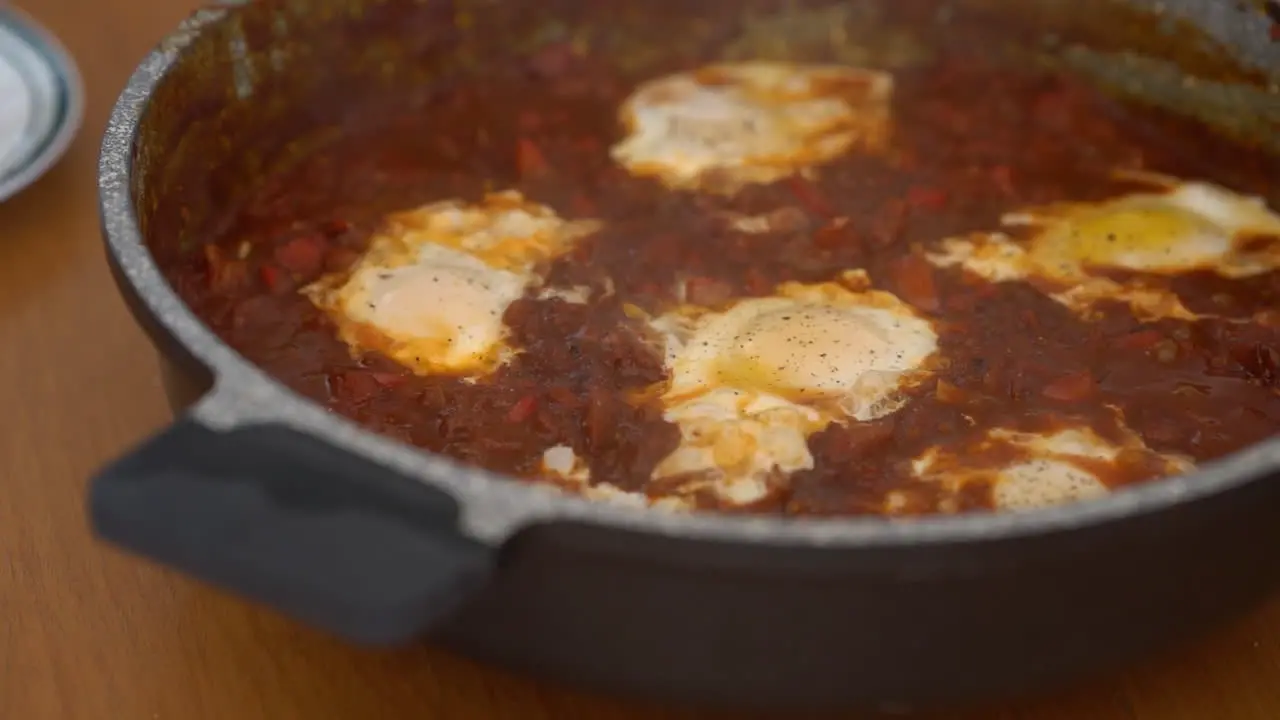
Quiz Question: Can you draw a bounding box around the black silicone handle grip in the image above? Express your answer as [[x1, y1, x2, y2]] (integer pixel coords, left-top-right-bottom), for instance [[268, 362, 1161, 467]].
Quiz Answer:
[[88, 418, 494, 646]]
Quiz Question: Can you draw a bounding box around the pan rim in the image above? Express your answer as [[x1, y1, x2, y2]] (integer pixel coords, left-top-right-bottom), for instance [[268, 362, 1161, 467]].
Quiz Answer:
[[97, 4, 1280, 548]]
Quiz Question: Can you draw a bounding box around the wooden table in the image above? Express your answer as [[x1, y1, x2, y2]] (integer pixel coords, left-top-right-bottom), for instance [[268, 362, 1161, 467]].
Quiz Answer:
[[2, 1, 1278, 717]]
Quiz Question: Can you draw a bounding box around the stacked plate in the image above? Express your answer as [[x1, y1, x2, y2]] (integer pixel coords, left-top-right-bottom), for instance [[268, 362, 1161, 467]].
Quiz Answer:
[[0, 7, 83, 202]]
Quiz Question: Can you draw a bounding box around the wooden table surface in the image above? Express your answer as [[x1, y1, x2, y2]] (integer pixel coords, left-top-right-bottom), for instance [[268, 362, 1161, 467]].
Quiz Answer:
[[2, 1, 1278, 718]]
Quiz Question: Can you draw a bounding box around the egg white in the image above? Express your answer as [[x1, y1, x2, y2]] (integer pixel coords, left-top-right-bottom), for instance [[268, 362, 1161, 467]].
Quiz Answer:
[[926, 172, 1280, 321], [910, 413, 1194, 513], [305, 191, 601, 376], [611, 61, 893, 193], [540, 445, 691, 510]]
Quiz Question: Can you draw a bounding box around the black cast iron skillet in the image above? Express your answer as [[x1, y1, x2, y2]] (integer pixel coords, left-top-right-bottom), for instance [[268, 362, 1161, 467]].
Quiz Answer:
[[92, 0, 1280, 711]]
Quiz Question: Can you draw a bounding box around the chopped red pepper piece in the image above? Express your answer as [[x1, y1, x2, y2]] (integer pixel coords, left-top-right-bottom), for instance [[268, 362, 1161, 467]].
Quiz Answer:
[[528, 42, 575, 78], [274, 235, 326, 278], [517, 110, 542, 132], [1042, 371, 1095, 401], [990, 165, 1014, 196], [685, 276, 733, 306], [905, 186, 948, 210], [869, 199, 907, 248], [812, 218, 857, 250], [321, 218, 351, 236], [507, 395, 537, 423], [370, 372, 407, 387], [260, 264, 290, 294], [1116, 330, 1162, 350], [787, 176, 835, 217], [334, 371, 380, 404], [204, 244, 248, 293], [1231, 342, 1280, 385], [887, 255, 940, 312], [744, 268, 772, 295], [1032, 87, 1075, 129], [547, 386, 577, 405], [935, 379, 966, 403], [516, 138, 550, 178], [203, 243, 223, 269], [584, 388, 613, 449], [569, 193, 596, 216], [324, 247, 362, 273]]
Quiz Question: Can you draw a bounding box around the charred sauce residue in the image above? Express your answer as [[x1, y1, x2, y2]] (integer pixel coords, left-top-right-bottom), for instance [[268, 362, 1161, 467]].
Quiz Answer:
[[169, 1, 1280, 516]]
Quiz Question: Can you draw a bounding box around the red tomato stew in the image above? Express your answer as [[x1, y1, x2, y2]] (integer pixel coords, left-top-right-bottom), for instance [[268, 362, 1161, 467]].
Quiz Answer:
[[164, 1, 1280, 516]]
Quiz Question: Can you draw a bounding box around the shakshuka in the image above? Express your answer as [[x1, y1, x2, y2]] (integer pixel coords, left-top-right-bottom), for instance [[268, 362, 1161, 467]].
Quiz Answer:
[[170, 0, 1280, 516]]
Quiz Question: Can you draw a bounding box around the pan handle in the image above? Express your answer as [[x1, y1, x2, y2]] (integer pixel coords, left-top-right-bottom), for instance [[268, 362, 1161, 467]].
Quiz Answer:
[[88, 416, 494, 646]]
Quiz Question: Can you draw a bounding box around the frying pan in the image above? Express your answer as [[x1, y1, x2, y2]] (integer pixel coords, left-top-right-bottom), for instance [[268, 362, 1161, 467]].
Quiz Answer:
[[92, 0, 1280, 711]]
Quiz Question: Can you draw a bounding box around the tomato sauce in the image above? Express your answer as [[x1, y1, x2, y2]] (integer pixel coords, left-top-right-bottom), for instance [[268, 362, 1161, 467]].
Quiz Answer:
[[164, 0, 1280, 516]]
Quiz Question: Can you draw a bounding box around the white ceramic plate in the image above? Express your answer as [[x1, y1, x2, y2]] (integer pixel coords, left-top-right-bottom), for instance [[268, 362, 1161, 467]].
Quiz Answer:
[[0, 7, 84, 202]]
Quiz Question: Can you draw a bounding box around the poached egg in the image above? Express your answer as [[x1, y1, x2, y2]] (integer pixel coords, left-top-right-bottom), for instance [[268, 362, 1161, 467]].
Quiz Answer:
[[611, 61, 893, 193], [305, 191, 601, 377], [927, 172, 1280, 321]]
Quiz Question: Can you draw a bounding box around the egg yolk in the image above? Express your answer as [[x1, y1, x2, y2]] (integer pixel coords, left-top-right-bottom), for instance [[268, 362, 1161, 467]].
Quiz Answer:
[[341, 248, 526, 373], [1031, 202, 1229, 275], [714, 304, 902, 399]]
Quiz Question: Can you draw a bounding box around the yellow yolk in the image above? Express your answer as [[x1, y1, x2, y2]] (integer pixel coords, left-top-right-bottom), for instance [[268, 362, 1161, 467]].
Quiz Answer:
[[329, 245, 527, 373], [1006, 177, 1280, 278], [713, 303, 915, 404], [1030, 203, 1228, 276]]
